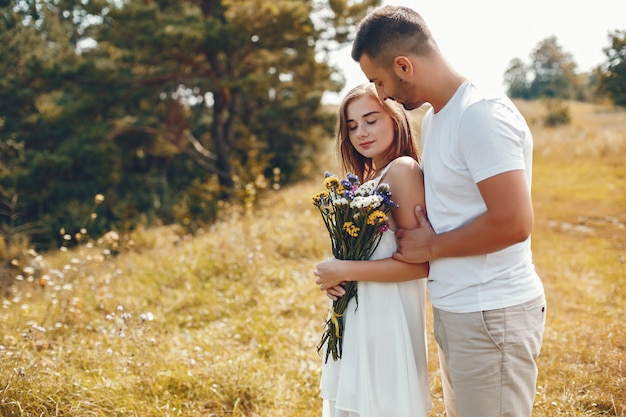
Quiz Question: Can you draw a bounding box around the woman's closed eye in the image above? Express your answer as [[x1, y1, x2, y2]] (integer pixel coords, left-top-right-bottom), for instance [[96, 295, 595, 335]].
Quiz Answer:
[[347, 118, 378, 131]]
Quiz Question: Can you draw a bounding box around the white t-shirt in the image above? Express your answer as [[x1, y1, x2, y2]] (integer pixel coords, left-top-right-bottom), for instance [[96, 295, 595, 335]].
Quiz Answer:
[[422, 80, 544, 313]]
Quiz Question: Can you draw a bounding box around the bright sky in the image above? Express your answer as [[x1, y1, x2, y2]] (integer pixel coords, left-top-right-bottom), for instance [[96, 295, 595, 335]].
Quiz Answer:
[[323, 0, 626, 104]]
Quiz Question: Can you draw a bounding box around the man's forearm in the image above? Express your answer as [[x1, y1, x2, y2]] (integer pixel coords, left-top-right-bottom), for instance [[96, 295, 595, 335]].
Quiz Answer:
[[431, 211, 531, 259]]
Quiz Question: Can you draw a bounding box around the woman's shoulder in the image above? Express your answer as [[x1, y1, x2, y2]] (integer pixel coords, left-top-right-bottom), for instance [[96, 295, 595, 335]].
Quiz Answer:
[[387, 156, 422, 176], [390, 155, 420, 167], [384, 156, 425, 229], [380, 156, 423, 191]]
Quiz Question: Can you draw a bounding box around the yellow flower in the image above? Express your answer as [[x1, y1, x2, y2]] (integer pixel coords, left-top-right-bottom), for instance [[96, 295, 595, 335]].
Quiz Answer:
[[312, 190, 329, 206], [342, 221, 360, 237], [367, 210, 387, 226], [324, 176, 339, 190]]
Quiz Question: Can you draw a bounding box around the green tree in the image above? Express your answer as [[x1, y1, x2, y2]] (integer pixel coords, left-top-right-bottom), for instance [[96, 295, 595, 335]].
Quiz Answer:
[[0, 0, 381, 247], [528, 36, 578, 99], [504, 36, 581, 100], [596, 30, 626, 106], [504, 58, 530, 99], [0, 1, 111, 248], [80, 0, 378, 209]]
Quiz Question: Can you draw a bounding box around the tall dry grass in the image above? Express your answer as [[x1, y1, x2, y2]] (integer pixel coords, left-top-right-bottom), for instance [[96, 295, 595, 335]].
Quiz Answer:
[[526, 101, 625, 417], [0, 100, 624, 416]]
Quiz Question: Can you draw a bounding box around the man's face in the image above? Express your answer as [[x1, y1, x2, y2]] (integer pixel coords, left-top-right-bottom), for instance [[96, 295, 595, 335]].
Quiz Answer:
[[359, 53, 423, 110]]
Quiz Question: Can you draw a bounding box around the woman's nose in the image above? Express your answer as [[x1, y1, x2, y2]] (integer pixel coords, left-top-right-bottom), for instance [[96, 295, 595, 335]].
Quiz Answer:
[[355, 124, 368, 137]]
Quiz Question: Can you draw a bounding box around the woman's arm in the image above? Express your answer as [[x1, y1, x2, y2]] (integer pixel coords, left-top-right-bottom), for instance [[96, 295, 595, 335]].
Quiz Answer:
[[315, 156, 429, 292], [316, 256, 429, 291]]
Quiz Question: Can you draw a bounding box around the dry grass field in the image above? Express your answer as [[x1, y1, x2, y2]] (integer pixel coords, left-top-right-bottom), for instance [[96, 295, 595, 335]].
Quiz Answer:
[[0, 100, 624, 416]]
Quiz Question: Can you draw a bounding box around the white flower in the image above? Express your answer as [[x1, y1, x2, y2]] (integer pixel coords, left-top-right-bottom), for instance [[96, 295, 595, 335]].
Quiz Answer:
[[332, 197, 349, 207], [355, 180, 376, 196], [350, 195, 383, 209]]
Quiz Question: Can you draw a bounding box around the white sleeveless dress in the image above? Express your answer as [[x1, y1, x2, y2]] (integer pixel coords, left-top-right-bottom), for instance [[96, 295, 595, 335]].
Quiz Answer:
[[319, 166, 431, 417]]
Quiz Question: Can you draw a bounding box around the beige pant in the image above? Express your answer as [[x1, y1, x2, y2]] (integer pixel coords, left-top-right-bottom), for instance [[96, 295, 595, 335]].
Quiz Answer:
[[433, 295, 546, 417]]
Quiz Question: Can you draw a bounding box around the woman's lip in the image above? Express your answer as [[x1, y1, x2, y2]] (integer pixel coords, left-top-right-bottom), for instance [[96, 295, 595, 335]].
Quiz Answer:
[[360, 141, 374, 148]]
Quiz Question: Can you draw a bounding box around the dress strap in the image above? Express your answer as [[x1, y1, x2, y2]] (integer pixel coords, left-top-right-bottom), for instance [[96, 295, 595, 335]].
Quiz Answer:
[[374, 161, 394, 186], [379, 163, 393, 178]]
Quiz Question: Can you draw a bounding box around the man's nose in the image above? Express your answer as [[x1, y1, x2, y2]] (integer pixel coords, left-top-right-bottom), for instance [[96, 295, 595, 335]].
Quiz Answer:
[[375, 85, 389, 101]]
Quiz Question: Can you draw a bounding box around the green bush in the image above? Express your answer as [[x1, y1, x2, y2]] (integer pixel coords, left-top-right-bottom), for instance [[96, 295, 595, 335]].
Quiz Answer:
[[543, 99, 571, 126]]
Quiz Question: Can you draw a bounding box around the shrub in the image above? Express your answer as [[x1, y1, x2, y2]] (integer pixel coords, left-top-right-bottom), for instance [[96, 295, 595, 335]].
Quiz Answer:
[[543, 99, 571, 126]]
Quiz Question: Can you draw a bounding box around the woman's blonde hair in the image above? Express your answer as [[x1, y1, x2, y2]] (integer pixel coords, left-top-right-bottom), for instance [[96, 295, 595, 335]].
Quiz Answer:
[[336, 83, 420, 181]]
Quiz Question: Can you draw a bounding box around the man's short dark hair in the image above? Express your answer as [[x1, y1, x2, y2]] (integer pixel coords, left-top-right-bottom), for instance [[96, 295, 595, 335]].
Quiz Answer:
[[351, 6, 434, 63]]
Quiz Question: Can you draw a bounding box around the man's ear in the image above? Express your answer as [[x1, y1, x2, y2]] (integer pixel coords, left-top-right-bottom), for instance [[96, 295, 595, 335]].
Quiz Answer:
[[393, 56, 414, 78]]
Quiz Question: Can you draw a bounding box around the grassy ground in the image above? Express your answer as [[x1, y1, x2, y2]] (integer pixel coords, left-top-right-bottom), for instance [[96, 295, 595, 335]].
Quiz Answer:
[[527, 101, 626, 416], [0, 100, 624, 416]]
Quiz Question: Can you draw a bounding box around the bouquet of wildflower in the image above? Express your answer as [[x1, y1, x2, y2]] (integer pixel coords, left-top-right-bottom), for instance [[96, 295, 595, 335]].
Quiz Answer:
[[312, 171, 397, 363]]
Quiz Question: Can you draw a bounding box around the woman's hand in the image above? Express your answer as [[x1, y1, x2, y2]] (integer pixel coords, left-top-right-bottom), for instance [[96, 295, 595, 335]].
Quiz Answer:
[[314, 258, 351, 291], [325, 285, 347, 301]]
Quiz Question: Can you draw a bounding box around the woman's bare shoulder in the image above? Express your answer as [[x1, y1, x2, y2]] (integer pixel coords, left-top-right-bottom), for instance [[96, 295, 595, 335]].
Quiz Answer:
[[384, 156, 425, 229], [386, 156, 423, 179]]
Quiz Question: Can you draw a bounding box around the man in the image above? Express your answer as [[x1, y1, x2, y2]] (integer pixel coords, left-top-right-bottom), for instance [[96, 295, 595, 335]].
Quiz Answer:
[[351, 5, 546, 417]]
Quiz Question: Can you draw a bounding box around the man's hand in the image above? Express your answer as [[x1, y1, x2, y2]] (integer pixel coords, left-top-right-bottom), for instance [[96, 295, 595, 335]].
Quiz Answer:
[[392, 205, 436, 264]]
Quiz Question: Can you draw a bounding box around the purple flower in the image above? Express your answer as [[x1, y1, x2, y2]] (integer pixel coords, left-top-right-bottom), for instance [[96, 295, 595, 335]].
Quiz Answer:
[[346, 173, 360, 187], [376, 183, 398, 208]]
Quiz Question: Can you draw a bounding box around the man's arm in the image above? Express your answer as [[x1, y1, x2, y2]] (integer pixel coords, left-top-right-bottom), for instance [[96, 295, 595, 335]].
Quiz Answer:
[[393, 169, 533, 264]]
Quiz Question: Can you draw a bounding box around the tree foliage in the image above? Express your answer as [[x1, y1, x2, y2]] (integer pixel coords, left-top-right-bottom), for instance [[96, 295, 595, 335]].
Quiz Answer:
[[504, 58, 531, 99], [505, 36, 581, 100], [596, 30, 626, 106], [529, 36, 578, 99], [504, 31, 626, 106], [0, 0, 380, 249]]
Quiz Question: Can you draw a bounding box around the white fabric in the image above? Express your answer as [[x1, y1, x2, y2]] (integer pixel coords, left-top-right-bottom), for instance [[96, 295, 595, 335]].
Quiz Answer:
[[320, 165, 431, 417], [421, 80, 544, 313]]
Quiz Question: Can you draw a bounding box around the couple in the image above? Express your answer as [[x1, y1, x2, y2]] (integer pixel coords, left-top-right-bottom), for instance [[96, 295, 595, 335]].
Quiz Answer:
[[314, 6, 546, 417]]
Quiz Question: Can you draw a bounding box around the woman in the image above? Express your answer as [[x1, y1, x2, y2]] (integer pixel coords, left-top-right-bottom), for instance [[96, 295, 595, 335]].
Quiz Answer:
[[314, 83, 431, 417]]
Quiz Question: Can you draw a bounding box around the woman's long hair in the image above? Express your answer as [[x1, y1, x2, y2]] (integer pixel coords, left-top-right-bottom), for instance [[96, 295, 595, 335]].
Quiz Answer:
[[336, 83, 420, 181]]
